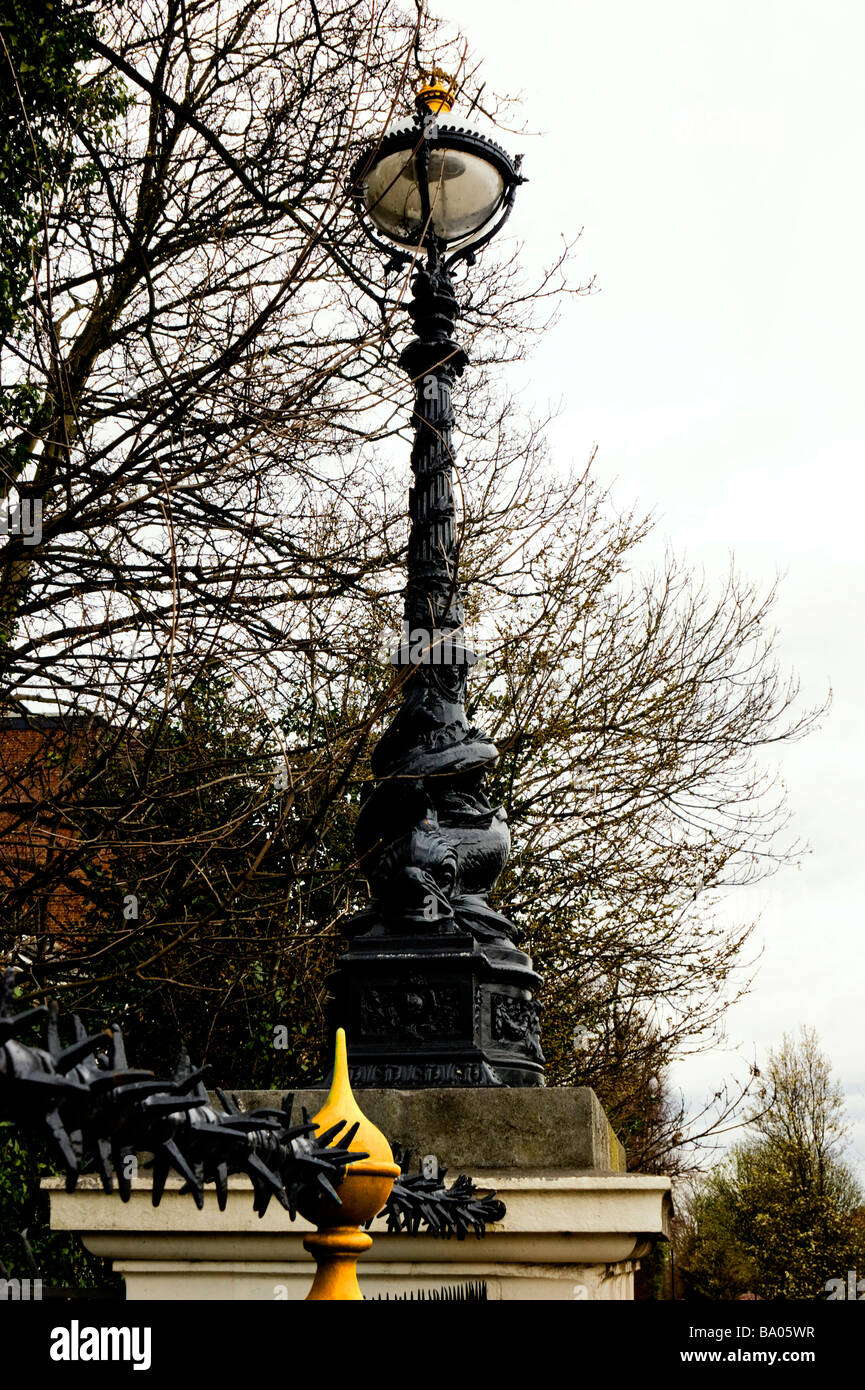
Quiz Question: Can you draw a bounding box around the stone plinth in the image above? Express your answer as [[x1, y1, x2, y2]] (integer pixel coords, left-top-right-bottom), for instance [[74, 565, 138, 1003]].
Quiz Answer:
[[46, 1088, 672, 1301], [256, 1085, 627, 1172]]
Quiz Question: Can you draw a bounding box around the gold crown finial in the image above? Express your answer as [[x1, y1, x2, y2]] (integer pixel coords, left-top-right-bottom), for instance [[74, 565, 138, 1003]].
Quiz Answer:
[[416, 69, 457, 116]]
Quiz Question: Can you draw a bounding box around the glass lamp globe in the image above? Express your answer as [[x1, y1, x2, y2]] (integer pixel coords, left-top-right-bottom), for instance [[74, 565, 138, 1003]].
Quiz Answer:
[[364, 142, 508, 251], [352, 84, 523, 255]]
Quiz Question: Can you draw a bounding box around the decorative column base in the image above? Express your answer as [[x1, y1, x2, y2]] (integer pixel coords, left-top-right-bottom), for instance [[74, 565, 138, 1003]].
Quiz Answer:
[[328, 933, 545, 1087]]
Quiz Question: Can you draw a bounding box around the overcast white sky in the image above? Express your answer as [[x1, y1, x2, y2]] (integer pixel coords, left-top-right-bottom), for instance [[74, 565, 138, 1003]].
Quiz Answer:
[[455, 0, 865, 1173]]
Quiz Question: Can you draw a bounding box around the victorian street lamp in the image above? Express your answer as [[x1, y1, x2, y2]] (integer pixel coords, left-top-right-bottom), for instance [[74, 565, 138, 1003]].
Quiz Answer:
[[328, 76, 545, 1088]]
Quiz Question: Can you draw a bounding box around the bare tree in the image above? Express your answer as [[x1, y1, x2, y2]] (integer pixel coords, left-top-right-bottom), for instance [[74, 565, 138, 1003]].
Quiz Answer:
[[0, 0, 577, 1064]]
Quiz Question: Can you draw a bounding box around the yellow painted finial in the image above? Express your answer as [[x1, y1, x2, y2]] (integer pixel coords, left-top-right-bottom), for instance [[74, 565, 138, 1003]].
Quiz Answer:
[[310, 1027, 396, 1169], [301, 1029, 400, 1300], [416, 69, 457, 116]]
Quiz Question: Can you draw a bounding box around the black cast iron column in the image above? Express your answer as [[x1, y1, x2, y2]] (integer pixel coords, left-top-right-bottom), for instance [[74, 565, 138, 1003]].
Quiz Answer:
[[328, 243, 544, 1088]]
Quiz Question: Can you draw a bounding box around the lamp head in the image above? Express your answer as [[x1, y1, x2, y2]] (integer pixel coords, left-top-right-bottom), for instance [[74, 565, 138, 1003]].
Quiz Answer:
[[351, 81, 524, 260]]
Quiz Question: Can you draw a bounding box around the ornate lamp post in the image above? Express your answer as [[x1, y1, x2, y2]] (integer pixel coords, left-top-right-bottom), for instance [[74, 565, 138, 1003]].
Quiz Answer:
[[328, 77, 545, 1088]]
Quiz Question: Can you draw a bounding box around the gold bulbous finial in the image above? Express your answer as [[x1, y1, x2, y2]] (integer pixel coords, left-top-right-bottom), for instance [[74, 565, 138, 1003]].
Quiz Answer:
[[416, 68, 457, 116], [309, 1027, 396, 1174], [301, 1028, 400, 1300]]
